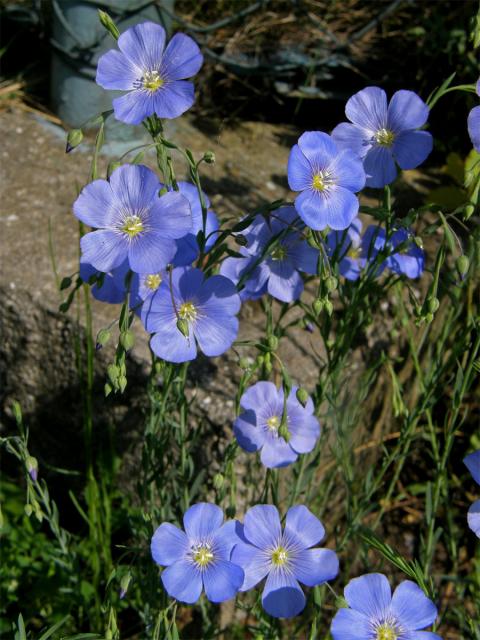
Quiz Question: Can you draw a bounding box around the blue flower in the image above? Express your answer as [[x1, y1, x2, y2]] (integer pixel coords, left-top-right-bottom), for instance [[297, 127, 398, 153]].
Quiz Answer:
[[231, 504, 338, 618], [331, 573, 440, 640], [360, 225, 387, 277], [467, 79, 480, 152], [141, 267, 241, 363], [151, 502, 244, 604], [220, 207, 319, 302], [96, 22, 203, 125], [234, 381, 320, 468], [332, 87, 433, 188], [172, 181, 219, 266], [326, 218, 363, 281], [287, 132, 366, 231], [80, 258, 142, 309], [464, 450, 480, 537], [74, 164, 192, 274], [386, 228, 425, 279], [137, 270, 166, 301]]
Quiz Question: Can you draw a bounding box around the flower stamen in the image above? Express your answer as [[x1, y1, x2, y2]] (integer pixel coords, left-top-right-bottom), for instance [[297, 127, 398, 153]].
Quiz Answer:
[[122, 215, 144, 238], [375, 128, 395, 147], [145, 273, 162, 290], [192, 543, 214, 568], [179, 301, 197, 322], [141, 70, 164, 92], [375, 623, 398, 640], [271, 546, 289, 567], [266, 415, 280, 431]]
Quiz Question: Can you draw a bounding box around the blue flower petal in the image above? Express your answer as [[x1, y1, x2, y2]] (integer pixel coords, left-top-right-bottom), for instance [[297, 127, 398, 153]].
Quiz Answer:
[[345, 87, 387, 132], [393, 130, 433, 170], [288, 415, 320, 454], [149, 322, 197, 363], [234, 410, 265, 453], [295, 186, 359, 231], [468, 105, 480, 152], [243, 504, 282, 550], [128, 233, 176, 273], [468, 499, 480, 538], [387, 90, 429, 132], [288, 241, 319, 274], [149, 191, 193, 239], [287, 144, 313, 191], [464, 450, 480, 485], [96, 50, 138, 90], [74, 179, 114, 228], [390, 580, 438, 630], [297, 131, 338, 169], [330, 608, 372, 640], [203, 560, 244, 603], [194, 313, 239, 357], [267, 263, 303, 302], [284, 505, 325, 550], [231, 539, 271, 591], [160, 33, 203, 81], [240, 381, 278, 413], [80, 229, 127, 273], [109, 164, 160, 211], [113, 90, 156, 125], [292, 548, 339, 586], [344, 573, 392, 618], [260, 439, 298, 468], [331, 122, 370, 159], [364, 146, 397, 188], [153, 80, 195, 119], [183, 502, 224, 541], [151, 523, 189, 566], [117, 22, 166, 70], [161, 559, 202, 604], [329, 150, 366, 192], [197, 274, 242, 315], [211, 520, 243, 558], [405, 633, 442, 640], [175, 267, 204, 301], [262, 569, 306, 618]]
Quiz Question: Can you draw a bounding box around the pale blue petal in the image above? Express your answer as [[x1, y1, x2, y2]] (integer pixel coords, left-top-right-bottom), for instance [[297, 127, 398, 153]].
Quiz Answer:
[[149, 191, 193, 239], [80, 230, 127, 272], [183, 503, 224, 541], [203, 560, 244, 603], [160, 33, 203, 80], [284, 505, 325, 550], [231, 540, 271, 591], [194, 313, 238, 357], [96, 49, 138, 90], [112, 90, 156, 125], [345, 86, 387, 131], [262, 569, 306, 618], [468, 500, 480, 538], [288, 415, 320, 454], [151, 523, 188, 566], [468, 105, 480, 152], [292, 548, 339, 586], [297, 131, 337, 170], [329, 150, 366, 192], [364, 146, 397, 188], [295, 186, 359, 231], [73, 179, 114, 228], [387, 90, 429, 132], [243, 504, 282, 550], [211, 520, 244, 558], [109, 164, 160, 212], [161, 560, 202, 604], [464, 450, 480, 485], [234, 411, 265, 452], [267, 263, 303, 302], [128, 233, 176, 273], [197, 275, 242, 315], [118, 22, 166, 70], [331, 122, 370, 159], [390, 580, 438, 630], [240, 381, 278, 413], [150, 324, 197, 363], [393, 131, 433, 170], [330, 608, 372, 640], [287, 144, 313, 191], [344, 573, 391, 618], [153, 80, 195, 119]]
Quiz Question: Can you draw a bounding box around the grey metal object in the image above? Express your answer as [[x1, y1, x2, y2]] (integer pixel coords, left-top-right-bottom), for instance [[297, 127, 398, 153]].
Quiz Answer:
[[50, 0, 174, 142]]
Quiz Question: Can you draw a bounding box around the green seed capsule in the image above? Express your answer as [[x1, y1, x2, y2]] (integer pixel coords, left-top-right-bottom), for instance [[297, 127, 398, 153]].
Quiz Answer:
[[296, 387, 309, 407], [456, 255, 469, 275]]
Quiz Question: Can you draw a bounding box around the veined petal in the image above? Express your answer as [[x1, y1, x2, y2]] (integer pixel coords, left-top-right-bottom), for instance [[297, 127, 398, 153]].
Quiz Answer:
[[266, 264, 304, 302], [331, 122, 370, 159], [387, 90, 429, 132], [464, 450, 480, 485], [468, 499, 480, 538], [211, 520, 244, 558], [364, 146, 397, 188], [194, 313, 239, 357], [118, 22, 166, 70], [160, 33, 203, 80], [292, 548, 339, 587], [393, 130, 433, 170], [468, 105, 480, 152], [80, 230, 127, 273], [153, 80, 195, 119], [175, 267, 204, 301], [74, 179, 115, 228], [262, 569, 306, 618], [96, 49, 138, 90], [231, 540, 271, 591], [161, 560, 202, 604], [288, 241, 319, 274], [344, 573, 392, 618], [288, 415, 320, 454], [149, 191, 193, 239], [260, 439, 298, 468], [345, 86, 387, 131], [240, 381, 279, 413], [330, 608, 372, 640], [151, 523, 188, 566], [203, 560, 244, 603], [109, 164, 160, 212], [284, 505, 325, 549], [183, 502, 224, 541], [390, 580, 438, 630], [150, 324, 197, 363], [243, 504, 282, 550], [288, 144, 313, 191], [329, 150, 366, 192], [406, 633, 442, 640], [197, 275, 242, 315], [234, 410, 265, 453], [112, 90, 156, 125], [128, 233, 176, 273], [297, 131, 338, 171], [295, 187, 359, 231]]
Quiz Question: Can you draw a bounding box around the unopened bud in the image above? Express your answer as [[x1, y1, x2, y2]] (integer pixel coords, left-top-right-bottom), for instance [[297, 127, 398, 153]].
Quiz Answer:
[[428, 297, 439, 313], [26, 456, 38, 482], [267, 335, 278, 351], [213, 473, 224, 490], [278, 421, 291, 442], [238, 357, 250, 370], [324, 300, 333, 316], [24, 504, 33, 517], [325, 276, 338, 292], [66, 128, 83, 153], [425, 312, 434, 324], [296, 387, 309, 407], [304, 320, 314, 333], [104, 383, 113, 397], [464, 204, 475, 220], [456, 255, 469, 276], [119, 573, 131, 600], [120, 329, 135, 351], [96, 328, 111, 349], [118, 375, 127, 393], [98, 9, 120, 39], [107, 364, 120, 385], [203, 151, 215, 164], [313, 299, 323, 316], [176, 318, 190, 338], [60, 276, 72, 291], [263, 353, 272, 374]]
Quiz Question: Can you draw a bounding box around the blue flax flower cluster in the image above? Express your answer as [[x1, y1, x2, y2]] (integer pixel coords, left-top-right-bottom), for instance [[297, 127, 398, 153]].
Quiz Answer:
[[331, 573, 441, 639], [151, 502, 338, 618], [468, 78, 480, 152], [464, 450, 480, 537]]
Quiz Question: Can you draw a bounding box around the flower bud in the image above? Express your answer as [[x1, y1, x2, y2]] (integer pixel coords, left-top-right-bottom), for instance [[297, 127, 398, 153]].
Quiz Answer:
[[203, 151, 215, 164], [120, 329, 135, 351], [456, 255, 469, 276], [60, 276, 72, 291], [104, 383, 113, 397], [304, 321, 314, 333], [325, 276, 338, 292], [464, 204, 475, 220], [66, 128, 83, 153], [118, 376, 127, 393], [213, 473, 224, 490], [313, 299, 323, 316], [238, 357, 250, 370], [96, 328, 111, 350], [176, 318, 190, 338], [324, 299, 333, 316], [26, 456, 38, 482], [425, 312, 434, 324], [24, 504, 33, 517], [267, 335, 278, 351], [428, 297, 439, 313], [278, 421, 291, 442], [98, 9, 120, 39], [263, 352, 272, 374], [296, 387, 309, 407], [119, 573, 131, 600], [107, 364, 120, 385]]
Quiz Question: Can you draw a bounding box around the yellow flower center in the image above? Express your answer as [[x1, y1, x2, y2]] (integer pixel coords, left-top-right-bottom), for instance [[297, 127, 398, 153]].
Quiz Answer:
[[312, 173, 326, 191], [122, 215, 144, 238], [376, 624, 398, 640], [178, 301, 197, 322], [142, 70, 164, 92], [145, 273, 162, 290], [271, 245, 287, 261], [271, 546, 289, 566], [375, 128, 395, 147], [193, 545, 214, 568], [266, 415, 280, 431], [347, 246, 361, 259]]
